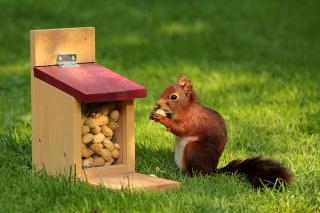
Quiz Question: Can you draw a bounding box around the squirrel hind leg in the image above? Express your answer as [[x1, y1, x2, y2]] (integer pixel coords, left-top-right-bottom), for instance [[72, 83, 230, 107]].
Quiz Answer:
[[183, 141, 220, 176]]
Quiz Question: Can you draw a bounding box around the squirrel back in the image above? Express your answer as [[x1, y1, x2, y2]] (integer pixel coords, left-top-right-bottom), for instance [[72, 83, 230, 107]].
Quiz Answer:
[[150, 76, 292, 189]]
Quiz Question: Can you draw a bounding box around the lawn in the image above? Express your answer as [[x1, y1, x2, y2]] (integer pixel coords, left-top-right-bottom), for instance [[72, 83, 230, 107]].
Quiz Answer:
[[0, 0, 320, 212]]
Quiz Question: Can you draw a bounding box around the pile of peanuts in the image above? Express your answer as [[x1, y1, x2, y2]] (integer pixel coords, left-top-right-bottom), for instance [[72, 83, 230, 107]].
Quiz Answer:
[[81, 103, 120, 168]]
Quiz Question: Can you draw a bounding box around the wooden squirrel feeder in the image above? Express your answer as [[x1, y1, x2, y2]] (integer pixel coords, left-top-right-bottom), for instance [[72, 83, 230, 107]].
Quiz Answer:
[[30, 27, 179, 191]]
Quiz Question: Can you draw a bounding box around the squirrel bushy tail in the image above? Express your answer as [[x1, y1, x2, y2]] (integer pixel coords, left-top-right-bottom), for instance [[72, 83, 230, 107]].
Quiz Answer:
[[217, 157, 292, 189]]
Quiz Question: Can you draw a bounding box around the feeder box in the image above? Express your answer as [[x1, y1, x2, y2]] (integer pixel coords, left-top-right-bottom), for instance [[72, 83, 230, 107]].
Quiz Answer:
[[30, 27, 179, 191]]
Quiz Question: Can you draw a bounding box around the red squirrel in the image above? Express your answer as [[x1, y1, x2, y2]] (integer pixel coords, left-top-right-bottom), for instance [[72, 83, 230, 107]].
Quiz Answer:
[[150, 76, 292, 188]]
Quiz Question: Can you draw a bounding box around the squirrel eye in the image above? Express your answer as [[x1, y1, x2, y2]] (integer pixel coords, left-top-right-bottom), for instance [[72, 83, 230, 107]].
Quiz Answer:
[[170, 95, 177, 100]]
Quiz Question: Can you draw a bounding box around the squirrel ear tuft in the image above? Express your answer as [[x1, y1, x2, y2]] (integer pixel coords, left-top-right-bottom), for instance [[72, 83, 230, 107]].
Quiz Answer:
[[176, 75, 193, 91], [176, 75, 187, 86], [184, 80, 193, 90]]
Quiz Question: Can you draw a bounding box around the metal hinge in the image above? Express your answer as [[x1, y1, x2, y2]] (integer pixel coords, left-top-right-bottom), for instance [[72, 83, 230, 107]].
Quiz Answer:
[[57, 54, 80, 68]]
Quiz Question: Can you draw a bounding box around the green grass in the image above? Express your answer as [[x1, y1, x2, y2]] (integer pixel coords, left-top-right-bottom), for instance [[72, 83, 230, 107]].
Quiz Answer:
[[0, 0, 320, 212]]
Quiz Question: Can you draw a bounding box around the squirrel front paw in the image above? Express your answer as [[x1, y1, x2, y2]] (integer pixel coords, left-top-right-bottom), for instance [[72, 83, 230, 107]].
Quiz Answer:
[[150, 111, 163, 122], [150, 108, 167, 123]]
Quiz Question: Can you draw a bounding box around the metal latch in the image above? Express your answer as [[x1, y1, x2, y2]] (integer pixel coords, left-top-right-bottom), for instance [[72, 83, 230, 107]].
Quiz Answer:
[[57, 54, 80, 68]]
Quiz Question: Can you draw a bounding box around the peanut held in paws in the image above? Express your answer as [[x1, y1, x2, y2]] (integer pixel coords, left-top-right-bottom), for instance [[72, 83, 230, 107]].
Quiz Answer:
[[155, 109, 167, 117], [150, 108, 167, 121]]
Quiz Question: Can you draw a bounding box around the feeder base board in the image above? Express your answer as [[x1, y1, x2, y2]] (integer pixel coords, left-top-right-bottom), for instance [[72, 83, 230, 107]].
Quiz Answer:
[[87, 172, 180, 191]]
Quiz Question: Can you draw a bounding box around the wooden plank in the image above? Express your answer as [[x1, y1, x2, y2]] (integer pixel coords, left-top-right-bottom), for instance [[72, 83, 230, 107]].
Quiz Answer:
[[30, 33, 42, 168], [87, 173, 180, 191], [33, 63, 147, 103], [31, 27, 95, 66], [36, 80, 81, 175], [123, 100, 135, 172], [82, 164, 128, 179], [71, 99, 82, 177]]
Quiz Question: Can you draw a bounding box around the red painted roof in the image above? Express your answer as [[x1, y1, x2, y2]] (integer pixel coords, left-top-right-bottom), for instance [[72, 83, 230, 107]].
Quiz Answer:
[[34, 63, 147, 103]]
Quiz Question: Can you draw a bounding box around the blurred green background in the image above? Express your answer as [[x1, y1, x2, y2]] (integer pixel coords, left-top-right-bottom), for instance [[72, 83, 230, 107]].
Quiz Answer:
[[0, 0, 319, 212]]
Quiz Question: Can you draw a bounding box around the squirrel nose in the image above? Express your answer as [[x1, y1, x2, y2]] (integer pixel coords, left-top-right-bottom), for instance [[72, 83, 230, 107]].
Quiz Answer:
[[156, 101, 161, 108]]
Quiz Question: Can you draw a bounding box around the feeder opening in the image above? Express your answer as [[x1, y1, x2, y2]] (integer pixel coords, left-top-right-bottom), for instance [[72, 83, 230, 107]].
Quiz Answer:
[[81, 101, 122, 168]]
